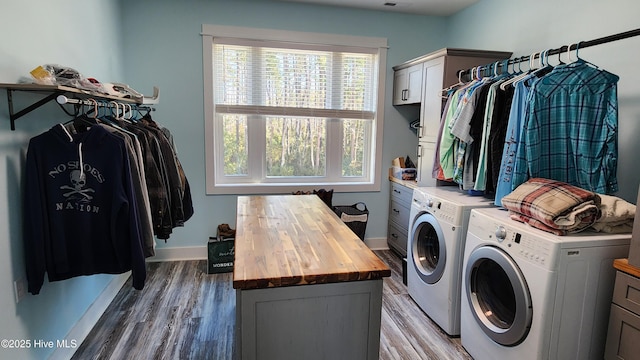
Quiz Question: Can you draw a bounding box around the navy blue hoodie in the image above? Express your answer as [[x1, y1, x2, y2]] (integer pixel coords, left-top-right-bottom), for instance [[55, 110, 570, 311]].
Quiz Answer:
[[23, 124, 146, 294]]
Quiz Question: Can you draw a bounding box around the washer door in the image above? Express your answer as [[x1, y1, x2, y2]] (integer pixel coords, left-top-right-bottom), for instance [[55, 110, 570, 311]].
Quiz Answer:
[[410, 213, 446, 284], [465, 245, 532, 346]]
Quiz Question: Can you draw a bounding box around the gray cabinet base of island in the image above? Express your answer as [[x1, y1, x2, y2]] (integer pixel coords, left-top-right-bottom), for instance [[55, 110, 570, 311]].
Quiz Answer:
[[235, 279, 384, 360]]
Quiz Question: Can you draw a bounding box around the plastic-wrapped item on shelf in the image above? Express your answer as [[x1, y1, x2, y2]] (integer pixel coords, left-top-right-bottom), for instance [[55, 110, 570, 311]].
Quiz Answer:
[[101, 82, 144, 101], [29, 64, 107, 94]]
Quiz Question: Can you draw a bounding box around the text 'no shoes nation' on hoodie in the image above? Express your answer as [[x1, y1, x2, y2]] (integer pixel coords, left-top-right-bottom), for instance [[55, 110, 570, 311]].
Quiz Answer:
[[23, 124, 146, 295]]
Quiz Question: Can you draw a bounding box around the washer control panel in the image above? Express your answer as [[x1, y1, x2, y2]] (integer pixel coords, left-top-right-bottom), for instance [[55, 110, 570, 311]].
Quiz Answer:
[[419, 196, 461, 225], [500, 228, 552, 267], [468, 210, 557, 270]]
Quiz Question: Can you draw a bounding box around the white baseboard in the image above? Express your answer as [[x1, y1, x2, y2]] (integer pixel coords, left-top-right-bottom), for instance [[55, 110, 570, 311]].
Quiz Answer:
[[364, 237, 390, 251], [148, 238, 389, 263], [50, 272, 130, 360], [146, 245, 208, 262]]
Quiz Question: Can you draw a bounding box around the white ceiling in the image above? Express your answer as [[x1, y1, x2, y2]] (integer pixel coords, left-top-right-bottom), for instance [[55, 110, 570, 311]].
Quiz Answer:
[[278, 0, 479, 16]]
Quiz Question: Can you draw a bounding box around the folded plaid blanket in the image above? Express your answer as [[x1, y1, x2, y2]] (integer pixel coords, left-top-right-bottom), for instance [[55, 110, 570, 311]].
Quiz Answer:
[[501, 178, 601, 235]]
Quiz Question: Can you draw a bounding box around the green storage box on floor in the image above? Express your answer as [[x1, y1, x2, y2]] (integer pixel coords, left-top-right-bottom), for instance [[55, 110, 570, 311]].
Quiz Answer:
[[207, 236, 234, 274]]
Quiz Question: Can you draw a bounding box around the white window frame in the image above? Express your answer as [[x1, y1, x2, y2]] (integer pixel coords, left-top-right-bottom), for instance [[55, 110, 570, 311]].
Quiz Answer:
[[202, 24, 387, 195]]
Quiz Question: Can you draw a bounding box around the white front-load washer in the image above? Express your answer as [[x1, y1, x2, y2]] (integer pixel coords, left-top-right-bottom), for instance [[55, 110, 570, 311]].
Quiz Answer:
[[461, 207, 631, 360], [407, 187, 494, 336]]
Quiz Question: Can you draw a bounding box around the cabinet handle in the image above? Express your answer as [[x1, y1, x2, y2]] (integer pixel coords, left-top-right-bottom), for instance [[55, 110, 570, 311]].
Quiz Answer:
[[393, 189, 401, 194], [391, 233, 398, 239], [392, 208, 400, 214], [417, 144, 422, 158], [402, 89, 408, 101]]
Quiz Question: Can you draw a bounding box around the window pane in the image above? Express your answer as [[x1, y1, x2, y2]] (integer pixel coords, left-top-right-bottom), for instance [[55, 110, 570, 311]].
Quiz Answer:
[[266, 117, 326, 177], [341, 54, 375, 111], [215, 44, 251, 105], [264, 48, 329, 108], [222, 115, 248, 175], [342, 119, 366, 176]]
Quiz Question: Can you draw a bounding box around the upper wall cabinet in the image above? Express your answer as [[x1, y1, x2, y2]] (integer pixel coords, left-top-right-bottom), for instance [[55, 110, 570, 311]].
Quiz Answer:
[[392, 63, 423, 105], [420, 49, 512, 142], [393, 49, 512, 187], [393, 48, 512, 140]]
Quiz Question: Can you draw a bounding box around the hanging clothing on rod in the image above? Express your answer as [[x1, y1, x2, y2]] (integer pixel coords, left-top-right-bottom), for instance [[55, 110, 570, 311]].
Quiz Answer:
[[510, 57, 619, 194], [23, 124, 147, 295], [23, 101, 193, 295], [433, 32, 624, 207]]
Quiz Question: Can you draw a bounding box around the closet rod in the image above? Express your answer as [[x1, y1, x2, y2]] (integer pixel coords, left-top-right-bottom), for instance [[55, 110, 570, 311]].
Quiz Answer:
[[459, 27, 640, 77], [56, 95, 155, 112]]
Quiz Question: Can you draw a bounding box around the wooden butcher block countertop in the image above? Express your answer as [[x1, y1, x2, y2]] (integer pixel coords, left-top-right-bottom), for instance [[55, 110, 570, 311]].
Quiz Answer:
[[233, 195, 391, 290]]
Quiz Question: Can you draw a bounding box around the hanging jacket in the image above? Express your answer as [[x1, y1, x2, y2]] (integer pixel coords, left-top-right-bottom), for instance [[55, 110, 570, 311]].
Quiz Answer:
[[23, 124, 146, 294]]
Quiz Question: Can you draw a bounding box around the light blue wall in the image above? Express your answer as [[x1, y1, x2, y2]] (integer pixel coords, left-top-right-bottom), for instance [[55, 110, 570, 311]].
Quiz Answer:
[[119, 0, 449, 249], [446, 0, 640, 202], [0, 1, 125, 359]]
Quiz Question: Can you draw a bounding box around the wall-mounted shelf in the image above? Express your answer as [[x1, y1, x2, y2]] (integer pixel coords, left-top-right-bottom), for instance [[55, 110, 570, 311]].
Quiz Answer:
[[0, 83, 159, 130]]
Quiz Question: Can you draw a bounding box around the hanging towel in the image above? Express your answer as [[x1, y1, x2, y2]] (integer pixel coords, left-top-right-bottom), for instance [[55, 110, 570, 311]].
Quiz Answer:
[[590, 194, 636, 233], [501, 178, 601, 235]]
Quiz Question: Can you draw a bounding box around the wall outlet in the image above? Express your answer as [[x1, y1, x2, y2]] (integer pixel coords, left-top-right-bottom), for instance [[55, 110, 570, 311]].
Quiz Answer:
[[14, 277, 26, 303]]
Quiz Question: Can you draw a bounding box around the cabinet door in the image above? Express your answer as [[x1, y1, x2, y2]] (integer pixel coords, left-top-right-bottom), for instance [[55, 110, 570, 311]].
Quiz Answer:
[[393, 63, 423, 105], [389, 199, 410, 231], [416, 142, 437, 187], [419, 57, 445, 142], [390, 182, 413, 207], [392, 69, 408, 105], [405, 64, 423, 103], [387, 221, 408, 257], [605, 304, 640, 360], [388, 182, 412, 256]]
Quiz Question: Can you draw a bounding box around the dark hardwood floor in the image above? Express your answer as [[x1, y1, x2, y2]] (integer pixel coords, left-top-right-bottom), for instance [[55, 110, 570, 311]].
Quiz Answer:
[[72, 250, 471, 360]]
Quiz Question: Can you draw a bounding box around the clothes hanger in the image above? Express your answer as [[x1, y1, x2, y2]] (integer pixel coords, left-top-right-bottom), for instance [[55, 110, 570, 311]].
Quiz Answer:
[[515, 56, 525, 74], [505, 57, 520, 77], [116, 102, 134, 124], [509, 58, 518, 75], [94, 100, 119, 126], [124, 104, 133, 121], [440, 69, 467, 97], [101, 100, 140, 138], [502, 59, 513, 76], [492, 59, 511, 81], [500, 51, 538, 90], [527, 49, 556, 80], [64, 98, 99, 132], [556, 45, 567, 65], [566, 43, 576, 63]]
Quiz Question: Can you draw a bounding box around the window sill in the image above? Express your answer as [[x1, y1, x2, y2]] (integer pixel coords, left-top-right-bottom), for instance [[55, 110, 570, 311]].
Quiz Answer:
[[206, 181, 381, 195]]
